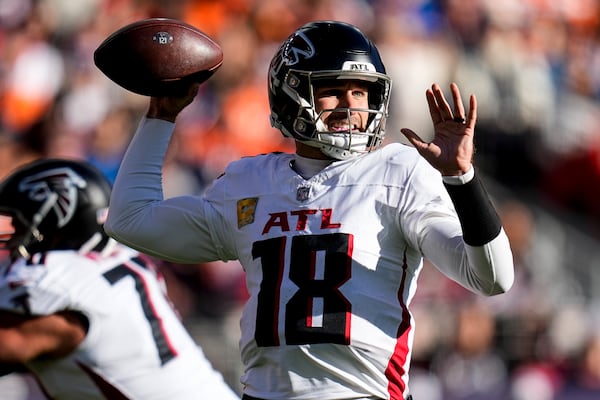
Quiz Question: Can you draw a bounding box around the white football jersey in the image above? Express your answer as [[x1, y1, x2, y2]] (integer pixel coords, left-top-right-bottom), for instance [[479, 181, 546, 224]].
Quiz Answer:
[[0, 243, 239, 400], [106, 118, 514, 400]]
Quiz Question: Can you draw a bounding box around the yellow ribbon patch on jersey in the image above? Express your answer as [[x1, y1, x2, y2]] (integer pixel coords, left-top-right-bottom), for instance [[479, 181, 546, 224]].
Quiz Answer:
[[237, 197, 258, 228]]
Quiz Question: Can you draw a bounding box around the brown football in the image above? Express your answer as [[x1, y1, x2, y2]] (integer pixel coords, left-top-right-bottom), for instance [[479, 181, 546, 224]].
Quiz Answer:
[[94, 18, 223, 96]]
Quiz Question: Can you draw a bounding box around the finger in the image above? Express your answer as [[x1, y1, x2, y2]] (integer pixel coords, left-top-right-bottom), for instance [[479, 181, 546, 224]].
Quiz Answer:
[[400, 128, 427, 151], [432, 83, 453, 121], [426, 88, 443, 124], [450, 82, 466, 121], [466, 93, 477, 130]]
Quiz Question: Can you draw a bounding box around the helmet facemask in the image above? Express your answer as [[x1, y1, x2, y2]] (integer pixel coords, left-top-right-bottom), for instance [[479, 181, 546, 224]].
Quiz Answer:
[[0, 193, 58, 260], [290, 72, 391, 159]]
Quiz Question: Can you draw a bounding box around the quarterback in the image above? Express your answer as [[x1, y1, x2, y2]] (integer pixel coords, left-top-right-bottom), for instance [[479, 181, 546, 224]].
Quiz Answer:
[[105, 21, 514, 400]]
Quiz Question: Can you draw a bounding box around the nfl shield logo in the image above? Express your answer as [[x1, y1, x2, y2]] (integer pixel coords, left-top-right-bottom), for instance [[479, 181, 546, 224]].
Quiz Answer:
[[296, 185, 311, 202]]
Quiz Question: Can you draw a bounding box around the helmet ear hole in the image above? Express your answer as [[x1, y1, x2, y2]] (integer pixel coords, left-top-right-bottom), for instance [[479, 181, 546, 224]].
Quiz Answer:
[[287, 74, 301, 88], [294, 119, 308, 134]]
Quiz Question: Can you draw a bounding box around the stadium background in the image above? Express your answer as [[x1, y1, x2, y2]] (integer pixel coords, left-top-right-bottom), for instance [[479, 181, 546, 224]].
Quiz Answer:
[[1, 0, 600, 399]]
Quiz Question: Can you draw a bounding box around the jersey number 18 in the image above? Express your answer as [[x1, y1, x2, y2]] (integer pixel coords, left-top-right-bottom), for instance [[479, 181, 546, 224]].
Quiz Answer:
[[252, 233, 352, 346]]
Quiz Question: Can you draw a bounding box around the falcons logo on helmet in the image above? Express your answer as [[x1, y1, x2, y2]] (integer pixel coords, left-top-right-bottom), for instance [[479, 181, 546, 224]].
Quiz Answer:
[[270, 31, 315, 79], [281, 31, 315, 66], [17, 167, 87, 228]]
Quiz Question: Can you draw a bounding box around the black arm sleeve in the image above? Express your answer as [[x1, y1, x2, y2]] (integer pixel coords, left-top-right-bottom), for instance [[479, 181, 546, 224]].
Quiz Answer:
[[444, 174, 502, 246]]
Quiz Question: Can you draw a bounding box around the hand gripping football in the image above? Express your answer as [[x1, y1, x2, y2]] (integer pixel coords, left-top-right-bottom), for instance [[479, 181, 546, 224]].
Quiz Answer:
[[94, 18, 223, 96]]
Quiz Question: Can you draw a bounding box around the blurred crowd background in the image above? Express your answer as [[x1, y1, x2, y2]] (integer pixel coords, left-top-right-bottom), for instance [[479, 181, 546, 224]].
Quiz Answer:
[[2, 0, 600, 399]]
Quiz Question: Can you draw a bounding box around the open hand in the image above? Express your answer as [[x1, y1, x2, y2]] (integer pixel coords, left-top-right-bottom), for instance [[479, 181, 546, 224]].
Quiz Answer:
[[401, 82, 475, 176]]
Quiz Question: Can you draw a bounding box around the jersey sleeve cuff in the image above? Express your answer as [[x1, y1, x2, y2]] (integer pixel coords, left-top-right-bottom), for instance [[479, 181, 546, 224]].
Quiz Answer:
[[442, 165, 475, 185]]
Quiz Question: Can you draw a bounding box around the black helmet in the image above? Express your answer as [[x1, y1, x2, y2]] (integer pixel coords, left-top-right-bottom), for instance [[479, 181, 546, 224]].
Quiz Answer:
[[0, 158, 112, 260], [268, 20, 392, 160]]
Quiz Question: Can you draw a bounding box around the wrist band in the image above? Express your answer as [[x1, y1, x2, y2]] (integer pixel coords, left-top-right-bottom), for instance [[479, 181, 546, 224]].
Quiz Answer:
[[444, 174, 502, 246]]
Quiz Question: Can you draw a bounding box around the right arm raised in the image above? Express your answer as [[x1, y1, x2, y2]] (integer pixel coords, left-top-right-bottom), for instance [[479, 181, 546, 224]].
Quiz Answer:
[[105, 85, 226, 264]]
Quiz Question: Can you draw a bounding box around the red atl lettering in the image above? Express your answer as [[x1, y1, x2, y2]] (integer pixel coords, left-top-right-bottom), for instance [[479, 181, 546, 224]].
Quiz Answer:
[[262, 212, 290, 234], [262, 208, 341, 234], [321, 208, 341, 229], [291, 209, 318, 231]]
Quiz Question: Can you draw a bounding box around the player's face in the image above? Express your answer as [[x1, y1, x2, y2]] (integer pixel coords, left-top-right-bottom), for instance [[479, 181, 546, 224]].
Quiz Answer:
[[0, 214, 15, 263], [314, 80, 369, 132]]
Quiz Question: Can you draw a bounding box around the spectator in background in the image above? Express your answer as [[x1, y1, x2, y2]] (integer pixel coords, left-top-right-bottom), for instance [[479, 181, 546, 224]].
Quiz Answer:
[[554, 330, 600, 399], [431, 301, 510, 400], [0, 4, 65, 134], [442, 0, 556, 189], [539, 133, 600, 237], [85, 105, 138, 183], [0, 130, 41, 180]]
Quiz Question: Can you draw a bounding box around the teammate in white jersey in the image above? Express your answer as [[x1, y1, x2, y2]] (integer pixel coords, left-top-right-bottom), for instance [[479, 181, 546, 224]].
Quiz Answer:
[[0, 158, 240, 400], [105, 21, 514, 400]]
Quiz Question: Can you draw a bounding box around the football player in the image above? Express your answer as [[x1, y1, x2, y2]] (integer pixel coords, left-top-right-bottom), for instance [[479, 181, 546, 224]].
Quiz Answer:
[[0, 158, 240, 399], [105, 21, 514, 400]]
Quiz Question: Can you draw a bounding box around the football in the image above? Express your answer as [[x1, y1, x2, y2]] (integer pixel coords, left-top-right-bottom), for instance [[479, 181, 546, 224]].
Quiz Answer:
[[94, 18, 223, 96]]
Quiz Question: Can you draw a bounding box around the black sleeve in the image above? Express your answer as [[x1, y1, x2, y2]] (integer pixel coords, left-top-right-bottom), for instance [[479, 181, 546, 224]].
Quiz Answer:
[[444, 174, 502, 246]]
